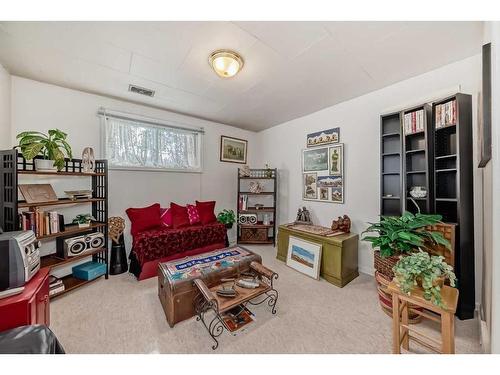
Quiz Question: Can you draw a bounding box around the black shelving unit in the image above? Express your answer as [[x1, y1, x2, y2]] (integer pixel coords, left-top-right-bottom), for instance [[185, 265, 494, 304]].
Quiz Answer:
[[380, 112, 403, 216], [379, 93, 475, 320], [0, 150, 109, 298], [237, 168, 277, 246], [402, 104, 433, 214], [432, 93, 474, 319]]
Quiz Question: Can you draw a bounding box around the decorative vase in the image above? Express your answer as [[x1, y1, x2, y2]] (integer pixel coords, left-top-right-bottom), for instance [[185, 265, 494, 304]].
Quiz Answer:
[[35, 159, 57, 171]]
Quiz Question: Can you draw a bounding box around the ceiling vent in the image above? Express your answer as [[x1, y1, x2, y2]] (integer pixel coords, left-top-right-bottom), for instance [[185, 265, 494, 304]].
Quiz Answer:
[[128, 84, 155, 97]]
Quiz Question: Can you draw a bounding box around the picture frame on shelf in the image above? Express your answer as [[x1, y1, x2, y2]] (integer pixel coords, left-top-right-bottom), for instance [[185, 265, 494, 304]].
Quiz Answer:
[[19, 184, 58, 204], [306, 127, 340, 148], [220, 136, 248, 164], [303, 173, 318, 200], [286, 236, 322, 279], [302, 147, 328, 172]]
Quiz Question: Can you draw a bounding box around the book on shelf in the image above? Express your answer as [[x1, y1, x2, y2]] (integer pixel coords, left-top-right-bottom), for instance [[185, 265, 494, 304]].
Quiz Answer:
[[404, 109, 425, 135], [19, 209, 65, 237], [435, 100, 457, 129], [239, 195, 248, 210], [49, 276, 65, 296]]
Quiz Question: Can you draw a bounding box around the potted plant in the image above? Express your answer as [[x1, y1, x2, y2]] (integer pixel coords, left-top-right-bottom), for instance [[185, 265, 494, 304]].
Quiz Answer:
[[362, 211, 451, 279], [393, 250, 456, 307], [16, 129, 73, 171], [217, 209, 236, 229], [72, 214, 94, 228]]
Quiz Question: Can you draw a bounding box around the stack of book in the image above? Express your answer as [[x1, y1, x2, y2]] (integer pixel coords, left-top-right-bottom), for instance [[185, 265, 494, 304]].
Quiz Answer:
[[404, 109, 425, 135], [238, 195, 249, 210], [435, 100, 457, 129], [49, 276, 65, 296], [19, 209, 64, 237]]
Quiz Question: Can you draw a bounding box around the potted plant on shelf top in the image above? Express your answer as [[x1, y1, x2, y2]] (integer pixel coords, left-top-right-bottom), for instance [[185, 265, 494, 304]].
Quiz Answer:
[[393, 250, 456, 307], [16, 129, 73, 171], [72, 214, 94, 228], [362, 211, 451, 279], [217, 209, 236, 229]]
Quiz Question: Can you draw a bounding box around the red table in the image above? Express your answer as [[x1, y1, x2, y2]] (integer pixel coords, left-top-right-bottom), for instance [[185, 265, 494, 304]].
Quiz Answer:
[[0, 268, 50, 332]]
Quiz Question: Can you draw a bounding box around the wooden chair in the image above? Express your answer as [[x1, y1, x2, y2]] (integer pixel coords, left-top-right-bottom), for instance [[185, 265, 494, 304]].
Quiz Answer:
[[388, 281, 459, 354]]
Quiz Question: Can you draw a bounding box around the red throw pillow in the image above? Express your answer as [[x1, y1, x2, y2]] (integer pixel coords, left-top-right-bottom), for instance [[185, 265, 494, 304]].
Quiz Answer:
[[126, 203, 161, 236], [195, 200, 217, 225], [160, 207, 173, 228], [170, 202, 190, 229], [186, 204, 201, 225]]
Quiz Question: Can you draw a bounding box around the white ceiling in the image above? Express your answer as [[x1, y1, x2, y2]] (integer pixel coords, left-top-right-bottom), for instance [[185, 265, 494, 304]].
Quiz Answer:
[[0, 21, 483, 131]]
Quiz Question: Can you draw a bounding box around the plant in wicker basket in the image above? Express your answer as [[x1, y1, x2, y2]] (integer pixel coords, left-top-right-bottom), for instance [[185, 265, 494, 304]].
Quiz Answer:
[[362, 212, 450, 258], [393, 250, 456, 307]]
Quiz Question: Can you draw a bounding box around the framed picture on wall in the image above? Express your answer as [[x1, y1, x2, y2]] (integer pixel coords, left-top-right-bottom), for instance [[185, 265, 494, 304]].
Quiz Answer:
[[220, 136, 248, 164], [478, 43, 492, 168], [329, 144, 343, 176], [303, 173, 318, 200], [302, 147, 328, 171], [306, 127, 340, 147]]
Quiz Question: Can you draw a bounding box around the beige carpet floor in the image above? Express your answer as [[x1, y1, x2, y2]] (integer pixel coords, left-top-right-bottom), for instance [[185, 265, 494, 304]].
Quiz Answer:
[[50, 245, 482, 354]]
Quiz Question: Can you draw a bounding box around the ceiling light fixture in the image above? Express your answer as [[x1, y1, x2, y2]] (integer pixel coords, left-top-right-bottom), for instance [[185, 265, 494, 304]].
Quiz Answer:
[[209, 50, 244, 78]]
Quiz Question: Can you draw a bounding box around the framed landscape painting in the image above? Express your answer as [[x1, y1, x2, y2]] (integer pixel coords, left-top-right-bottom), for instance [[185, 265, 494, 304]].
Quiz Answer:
[[286, 236, 322, 279], [302, 147, 328, 171], [220, 136, 248, 164]]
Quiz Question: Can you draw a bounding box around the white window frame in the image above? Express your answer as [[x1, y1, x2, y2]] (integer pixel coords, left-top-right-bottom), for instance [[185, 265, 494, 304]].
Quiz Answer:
[[99, 108, 204, 173]]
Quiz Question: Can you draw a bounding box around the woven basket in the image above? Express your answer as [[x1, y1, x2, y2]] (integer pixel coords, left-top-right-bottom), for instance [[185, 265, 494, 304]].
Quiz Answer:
[[373, 251, 402, 279]]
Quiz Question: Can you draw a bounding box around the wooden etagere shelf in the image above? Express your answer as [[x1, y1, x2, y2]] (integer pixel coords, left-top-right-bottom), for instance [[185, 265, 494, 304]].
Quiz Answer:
[[0, 151, 109, 298], [237, 168, 277, 246], [379, 93, 475, 320]]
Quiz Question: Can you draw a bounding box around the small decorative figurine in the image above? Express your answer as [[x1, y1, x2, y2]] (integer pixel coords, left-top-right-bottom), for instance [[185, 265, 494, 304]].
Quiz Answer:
[[239, 165, 251, 177], [249, 181, 264, 193], [331, 215, 351, 233], [265, 163, 273, 178], [409, 186, 427, 199], [295, 206, 313, 225], [82, 147, 95, 173]]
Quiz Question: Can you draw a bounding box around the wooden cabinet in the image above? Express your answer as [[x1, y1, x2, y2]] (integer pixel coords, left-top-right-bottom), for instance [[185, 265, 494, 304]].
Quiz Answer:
[[0, 268, 50, 332], [277, 225, 359, 287]]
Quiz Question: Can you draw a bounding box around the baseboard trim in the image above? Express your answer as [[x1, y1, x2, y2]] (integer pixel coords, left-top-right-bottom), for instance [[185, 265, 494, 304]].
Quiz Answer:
[[359, 265, 375, 276]]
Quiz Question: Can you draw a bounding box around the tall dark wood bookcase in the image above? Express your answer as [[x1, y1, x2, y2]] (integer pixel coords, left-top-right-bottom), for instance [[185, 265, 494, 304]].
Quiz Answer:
[[402, 104, 433, 214], [237, 168, 277, 246], [380, 112, 403, 216], [379, 93, 474, 319], [432, 93, 474, 319], [0, 150, 109, 298]]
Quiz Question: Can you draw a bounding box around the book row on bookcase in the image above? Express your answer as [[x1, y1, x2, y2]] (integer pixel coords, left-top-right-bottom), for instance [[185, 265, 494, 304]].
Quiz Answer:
[[403, 108, 425, 135], [19, 209, 65, 237]]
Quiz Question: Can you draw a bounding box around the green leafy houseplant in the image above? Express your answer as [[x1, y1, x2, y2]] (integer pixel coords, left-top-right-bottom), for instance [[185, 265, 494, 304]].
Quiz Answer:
[[16, 129, 73, 171], [217, 209, 236, 229], [72, 214, 94, 228], [362, 211, 451, 258], [393, 250, 456, 307]]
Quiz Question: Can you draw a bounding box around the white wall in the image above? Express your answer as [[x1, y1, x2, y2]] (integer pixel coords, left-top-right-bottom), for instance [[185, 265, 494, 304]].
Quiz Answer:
[[488, 21, 500, 355], [10, 77, 258, 262], [0, 63, 10, 149], [255, 55, 482, 280]]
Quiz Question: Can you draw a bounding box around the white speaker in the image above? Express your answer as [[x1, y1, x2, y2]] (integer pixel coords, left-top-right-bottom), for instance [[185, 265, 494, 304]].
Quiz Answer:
[[238, 214, 257, 225], [59, 232, 105, 258]]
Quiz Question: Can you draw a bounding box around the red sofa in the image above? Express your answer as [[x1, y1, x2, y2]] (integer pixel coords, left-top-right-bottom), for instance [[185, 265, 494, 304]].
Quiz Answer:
[[129, 222, 227, 280]]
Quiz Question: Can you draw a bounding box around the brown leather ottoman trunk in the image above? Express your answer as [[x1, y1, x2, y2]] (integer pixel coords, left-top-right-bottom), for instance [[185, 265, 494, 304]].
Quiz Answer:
[[158, 246, 262, 327]]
